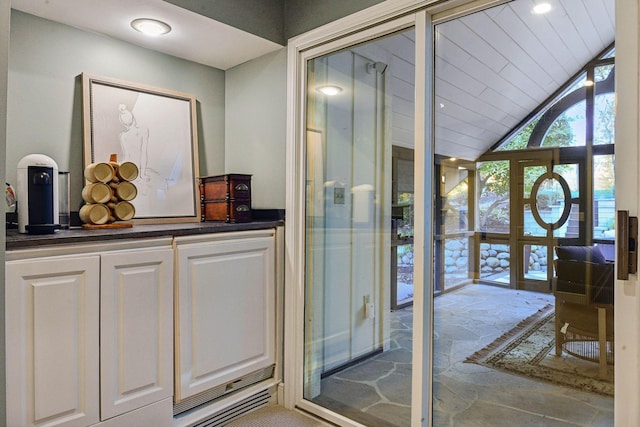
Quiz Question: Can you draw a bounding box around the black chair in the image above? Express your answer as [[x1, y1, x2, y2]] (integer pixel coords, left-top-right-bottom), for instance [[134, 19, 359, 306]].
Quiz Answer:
[[552, 245, 614, 379]]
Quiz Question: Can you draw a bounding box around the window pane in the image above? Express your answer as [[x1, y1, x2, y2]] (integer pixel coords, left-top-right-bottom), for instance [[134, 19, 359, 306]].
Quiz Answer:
[[479, 240, 510, 283], [524, 244, 548, 280], [541, 101, 586, 148], [478, 161, 509, 233], [443, 168, 469, 234], [304, 28, 414, 426], [444, 237, 469, 287], [594, 93, 615, 145], [595, 64, 615, 146], [594, 155, 615, 240]]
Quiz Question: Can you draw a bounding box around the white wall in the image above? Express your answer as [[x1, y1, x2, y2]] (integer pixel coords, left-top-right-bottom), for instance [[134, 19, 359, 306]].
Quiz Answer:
[[225, 48, 287, 209], [7, 11, 225, 212]]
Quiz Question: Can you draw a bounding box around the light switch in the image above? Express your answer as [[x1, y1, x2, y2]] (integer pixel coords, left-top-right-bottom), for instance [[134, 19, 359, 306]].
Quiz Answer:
[[334, 187, 345, 204]]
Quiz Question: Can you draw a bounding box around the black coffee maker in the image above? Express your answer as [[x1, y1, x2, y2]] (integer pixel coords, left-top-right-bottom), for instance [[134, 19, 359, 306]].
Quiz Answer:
[[17, 154, 60, 234]]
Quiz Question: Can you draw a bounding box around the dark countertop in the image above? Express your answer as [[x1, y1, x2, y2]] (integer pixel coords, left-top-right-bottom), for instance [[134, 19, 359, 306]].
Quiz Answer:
[[6, 220, 284, 250]]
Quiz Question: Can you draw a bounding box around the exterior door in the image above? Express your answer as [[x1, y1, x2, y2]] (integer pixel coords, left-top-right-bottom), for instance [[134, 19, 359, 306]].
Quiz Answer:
[[288, 13, 431, 426], [515, 152, 586, 292], [304, 46, 389, 395]]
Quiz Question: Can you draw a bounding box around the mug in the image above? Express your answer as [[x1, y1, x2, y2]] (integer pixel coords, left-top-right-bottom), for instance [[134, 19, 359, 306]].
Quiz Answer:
[[108, 201, 135, 221], [109, 181, 137, 201], [82, 182, 112, 204], [84, 162, 115, 183], [117, 162, 139, 182], [79, 203, 110, 225]]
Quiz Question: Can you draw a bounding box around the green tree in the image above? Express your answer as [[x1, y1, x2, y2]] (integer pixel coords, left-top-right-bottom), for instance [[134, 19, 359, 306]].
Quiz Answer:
[[478, 116, 576, 230]]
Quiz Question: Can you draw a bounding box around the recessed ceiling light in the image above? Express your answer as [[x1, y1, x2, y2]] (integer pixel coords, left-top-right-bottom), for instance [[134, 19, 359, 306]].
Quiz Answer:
[[316, 85, 343, 96], [131, 18, 172, 36], [532, 3, 552, 15]]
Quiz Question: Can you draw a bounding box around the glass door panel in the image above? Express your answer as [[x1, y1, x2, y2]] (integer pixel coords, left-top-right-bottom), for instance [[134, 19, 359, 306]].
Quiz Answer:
[[304, 28, 415, 427], [516, 157, 584, 291], [594, 154, 615, 242]]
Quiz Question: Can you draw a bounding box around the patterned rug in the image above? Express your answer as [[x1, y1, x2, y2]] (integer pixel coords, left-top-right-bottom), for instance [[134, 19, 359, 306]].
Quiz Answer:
[[465, 304, 614, 396]]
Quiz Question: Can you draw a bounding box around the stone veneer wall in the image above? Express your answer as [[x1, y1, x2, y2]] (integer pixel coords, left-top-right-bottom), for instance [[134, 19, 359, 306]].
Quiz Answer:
[[444, 238, 548, 278]]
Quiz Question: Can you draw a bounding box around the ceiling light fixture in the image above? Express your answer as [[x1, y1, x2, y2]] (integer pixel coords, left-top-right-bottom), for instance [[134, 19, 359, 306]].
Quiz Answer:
[[131, 18, 172, 36], [531, 2, 552, 15], [317, 85, 343, 96], [584, 79, 595, 87]]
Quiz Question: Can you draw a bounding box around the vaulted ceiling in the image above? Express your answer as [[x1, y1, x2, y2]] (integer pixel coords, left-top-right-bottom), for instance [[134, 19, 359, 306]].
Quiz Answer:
[[12, 0, 616, 162], [434, 0, 615, 160]]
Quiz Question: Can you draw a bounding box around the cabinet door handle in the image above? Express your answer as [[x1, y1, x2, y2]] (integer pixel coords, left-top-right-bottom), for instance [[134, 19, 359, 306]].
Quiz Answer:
[[236, 205, 250, 213], [235, 183, 249, 191]]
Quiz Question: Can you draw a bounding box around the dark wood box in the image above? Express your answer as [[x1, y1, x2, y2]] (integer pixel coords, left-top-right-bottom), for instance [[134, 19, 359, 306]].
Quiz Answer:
[[200, 174, 251, 202], [201, 199, 252, 223], [199, 174, 252, 223]]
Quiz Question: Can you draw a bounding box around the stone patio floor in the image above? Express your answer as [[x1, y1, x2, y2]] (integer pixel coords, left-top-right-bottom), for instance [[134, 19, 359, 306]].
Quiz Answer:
[[312, 284, 614, 427]]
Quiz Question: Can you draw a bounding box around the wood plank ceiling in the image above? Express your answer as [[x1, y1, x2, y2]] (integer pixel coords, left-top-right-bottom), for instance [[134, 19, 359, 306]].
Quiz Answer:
[[432, 0, 615, 161]]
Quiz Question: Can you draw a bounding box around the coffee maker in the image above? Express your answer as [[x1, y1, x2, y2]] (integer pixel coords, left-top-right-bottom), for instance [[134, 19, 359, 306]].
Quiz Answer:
[[17, 154, 60, 234]]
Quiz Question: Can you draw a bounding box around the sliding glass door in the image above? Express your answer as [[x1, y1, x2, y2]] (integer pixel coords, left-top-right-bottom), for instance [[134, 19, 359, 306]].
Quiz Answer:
[[303, 28, 417, 427]]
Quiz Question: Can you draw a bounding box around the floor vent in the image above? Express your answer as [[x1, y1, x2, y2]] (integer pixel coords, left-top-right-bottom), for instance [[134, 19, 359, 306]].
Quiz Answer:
[[191, 388, 271, 427], [173, 364, 275, 416]]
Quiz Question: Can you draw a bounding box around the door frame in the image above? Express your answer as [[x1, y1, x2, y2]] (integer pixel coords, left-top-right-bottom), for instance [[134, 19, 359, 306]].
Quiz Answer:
[[284, 1, 638, 426], [284, 3, 433, 426]]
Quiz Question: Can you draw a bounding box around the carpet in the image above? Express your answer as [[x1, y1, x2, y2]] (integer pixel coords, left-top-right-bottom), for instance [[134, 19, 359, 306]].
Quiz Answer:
[[226, 405, 329, 427], [465, 304, 614, 397]]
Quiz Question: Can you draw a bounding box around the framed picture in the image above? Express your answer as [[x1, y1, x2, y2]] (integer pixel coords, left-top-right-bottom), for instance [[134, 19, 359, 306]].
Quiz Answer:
[[82, 73, 200, 223]]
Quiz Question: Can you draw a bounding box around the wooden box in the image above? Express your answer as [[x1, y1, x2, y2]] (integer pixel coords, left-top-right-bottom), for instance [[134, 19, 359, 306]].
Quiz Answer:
[[201, 199, 252, 223], [199, 174, 252, 223]]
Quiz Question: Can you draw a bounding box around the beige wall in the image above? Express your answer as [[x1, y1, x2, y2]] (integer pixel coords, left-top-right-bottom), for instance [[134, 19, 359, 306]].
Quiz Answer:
[[7, 11, 225, 212], [225, 48, 287, 209]]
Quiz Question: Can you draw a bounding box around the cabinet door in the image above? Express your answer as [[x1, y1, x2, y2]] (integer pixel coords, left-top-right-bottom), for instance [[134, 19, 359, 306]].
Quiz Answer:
[[100, 248, 174, 420], [6, 256, 100, 427], [175, 235, 275, 401]]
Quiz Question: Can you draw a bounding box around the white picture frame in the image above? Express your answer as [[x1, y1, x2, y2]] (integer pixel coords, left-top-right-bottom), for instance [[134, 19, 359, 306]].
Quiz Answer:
[[82, 73, 200, 223]]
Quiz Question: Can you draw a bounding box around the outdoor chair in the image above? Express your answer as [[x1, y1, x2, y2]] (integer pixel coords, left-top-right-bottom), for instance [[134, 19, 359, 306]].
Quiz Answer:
[[552, 245, 614, 379]]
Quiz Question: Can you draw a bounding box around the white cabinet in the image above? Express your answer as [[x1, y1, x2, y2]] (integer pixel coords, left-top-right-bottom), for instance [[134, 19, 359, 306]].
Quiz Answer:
[[6, 228, 281, 426], [174, 231, 276, 402], [6, 242, 174, 427], [6, 255, 101, 427], [100, 248, 174, 419]]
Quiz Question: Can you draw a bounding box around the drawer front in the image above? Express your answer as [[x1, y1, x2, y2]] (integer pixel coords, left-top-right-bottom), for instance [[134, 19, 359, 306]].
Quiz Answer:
[[201, 200, 252, 223], [201, 180, 228, 201], [227, 179, 251, 200], [200, 175, 251, 201]]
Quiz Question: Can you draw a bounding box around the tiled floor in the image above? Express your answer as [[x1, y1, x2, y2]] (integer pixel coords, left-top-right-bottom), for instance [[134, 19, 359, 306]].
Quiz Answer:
[[313, 284, 614, 426]]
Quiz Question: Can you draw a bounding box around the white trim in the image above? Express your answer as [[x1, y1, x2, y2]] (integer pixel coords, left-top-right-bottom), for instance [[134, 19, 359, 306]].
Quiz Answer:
[[429, 0, 511, 23], [284, 1, 435, 425], [614, 0, 639, 425], [411, 10, 434, 427], [287, 0, 436, 51]]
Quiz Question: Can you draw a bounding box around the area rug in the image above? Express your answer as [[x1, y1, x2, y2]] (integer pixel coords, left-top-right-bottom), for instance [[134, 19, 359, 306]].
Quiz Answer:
[[465, 304, 614, 396]]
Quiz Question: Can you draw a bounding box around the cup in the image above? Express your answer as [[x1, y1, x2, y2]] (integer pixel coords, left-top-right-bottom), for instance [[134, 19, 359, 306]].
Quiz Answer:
[[109, 181, 137, 201], [84, 162, 115, 183], [58, 171, 70, 229], [117, 162, 139, 182], [82, 182, 112, 204], [108, 201, 135, 221], [79, 203, 110, 225]]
